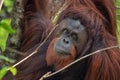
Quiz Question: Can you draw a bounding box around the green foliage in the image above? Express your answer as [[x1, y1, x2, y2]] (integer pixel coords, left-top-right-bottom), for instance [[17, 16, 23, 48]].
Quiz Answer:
[[0, 55, 15, 63], [0, 19, 15, 33], [0, 19, 15, 51], [0, 0, 16, 79], [4, 0, 13, 12], [0, 66, 9, 80], [117, 18, 120, 48], [9, 67, 17, 76], [0, 0, 14, 51], [115, 0, 120, 6], [0, 26, 8, 51], [0, 66, 17, 80], [0, 0, 13, 18], [116, 0, 120, 48]]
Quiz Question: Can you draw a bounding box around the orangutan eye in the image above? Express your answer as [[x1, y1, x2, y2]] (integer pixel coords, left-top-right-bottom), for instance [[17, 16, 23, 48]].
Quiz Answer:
[[71, 33, 78, 40]]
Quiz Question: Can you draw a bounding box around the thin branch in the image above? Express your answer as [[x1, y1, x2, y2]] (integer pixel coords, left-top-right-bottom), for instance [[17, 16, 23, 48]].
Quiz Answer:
[[6, 47, 24, 55], [116, 6, 120, 9], [9, 24, 58, 69], [12, 50, 37, 68], [0, 0, 4, 11], [7, 0, 69, 71], [39, 46, 118, 80]]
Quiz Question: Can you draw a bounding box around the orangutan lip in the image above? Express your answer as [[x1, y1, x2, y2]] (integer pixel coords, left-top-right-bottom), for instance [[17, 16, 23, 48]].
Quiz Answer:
[[55, 48, 71, 56]]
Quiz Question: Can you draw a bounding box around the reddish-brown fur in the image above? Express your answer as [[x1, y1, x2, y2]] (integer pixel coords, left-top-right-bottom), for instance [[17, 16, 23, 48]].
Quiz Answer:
[[46, 38, 76, 70], [3, 0, 120, 80]]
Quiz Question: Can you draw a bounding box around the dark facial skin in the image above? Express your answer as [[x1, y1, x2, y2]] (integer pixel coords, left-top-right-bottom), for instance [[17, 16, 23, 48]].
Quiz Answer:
[[54, 18, 88, 56], [46, 18, 88, 70]]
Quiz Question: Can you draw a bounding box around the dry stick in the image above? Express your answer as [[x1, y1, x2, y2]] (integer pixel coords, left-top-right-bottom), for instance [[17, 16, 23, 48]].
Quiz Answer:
[[11, 25, 58, 68], [40, 3, 71, 80], [39, 1, 119, 79], [40, 45, 118, 80], [8, 0, 69, 70], [0, 0, 4, 11]]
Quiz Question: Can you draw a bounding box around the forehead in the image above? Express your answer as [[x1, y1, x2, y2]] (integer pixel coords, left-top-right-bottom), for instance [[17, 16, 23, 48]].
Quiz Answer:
[[60, 18, 85, 32]]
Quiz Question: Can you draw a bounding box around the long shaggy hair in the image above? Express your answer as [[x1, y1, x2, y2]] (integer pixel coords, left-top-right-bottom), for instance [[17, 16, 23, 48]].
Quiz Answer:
[[56, 0, 120, 80], [3, 0, 120, 80]]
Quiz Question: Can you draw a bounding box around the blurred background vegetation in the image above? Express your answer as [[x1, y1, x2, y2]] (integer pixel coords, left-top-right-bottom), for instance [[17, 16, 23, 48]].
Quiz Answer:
[[0, 0, 120, 79], [0, 0, 15, 67], [0, 0, 13, 18]]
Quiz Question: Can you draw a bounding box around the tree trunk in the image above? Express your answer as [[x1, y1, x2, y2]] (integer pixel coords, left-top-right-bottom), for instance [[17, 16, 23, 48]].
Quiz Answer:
[[6, 0, 23, 59]]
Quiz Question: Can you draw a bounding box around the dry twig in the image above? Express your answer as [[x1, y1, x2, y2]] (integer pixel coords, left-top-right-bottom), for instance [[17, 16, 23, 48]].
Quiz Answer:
[[39, 46, 118, 80], [0, 0, 4, 11], [11, 24, 58, 68]]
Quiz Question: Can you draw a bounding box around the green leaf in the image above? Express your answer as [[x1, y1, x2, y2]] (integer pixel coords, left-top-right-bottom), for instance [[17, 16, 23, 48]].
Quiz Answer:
[[4, 0, 13, 12], [0, 66, 17, 80], [0, 27, 9, 51], [9, 67, 17, 76], [52, 11, 60, 25], [0, 19, 16, 34], [0, 19, 16, 51], [0, 55, 15, 63], [0, 67, 9, 80]]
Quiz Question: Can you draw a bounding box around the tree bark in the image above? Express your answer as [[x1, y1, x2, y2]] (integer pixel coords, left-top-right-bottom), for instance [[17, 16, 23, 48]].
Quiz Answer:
[[6, 0, 23, 59]]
